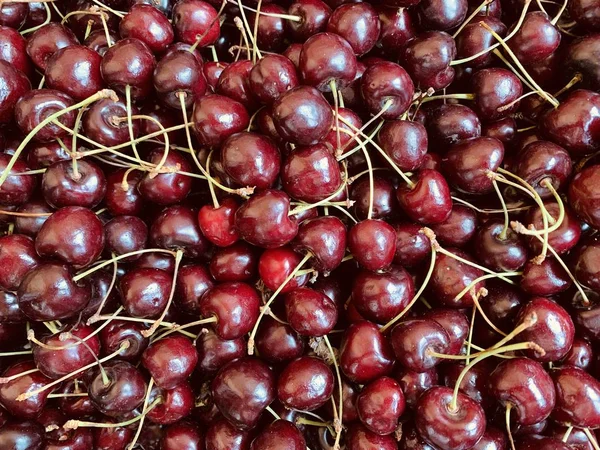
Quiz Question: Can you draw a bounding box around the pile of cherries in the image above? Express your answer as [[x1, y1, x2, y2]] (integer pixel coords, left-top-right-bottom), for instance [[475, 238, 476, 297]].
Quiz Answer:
[[1, 0, 600, 448]]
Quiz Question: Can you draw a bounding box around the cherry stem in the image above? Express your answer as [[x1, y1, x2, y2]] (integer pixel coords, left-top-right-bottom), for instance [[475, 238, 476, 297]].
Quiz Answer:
[[380, 239, 437, 334], [323, 335, 343, 450], [87, 257, 119, 323], [472, 290, 508, 337], [0, 89, 118, 188], [491, 312, 537, 350], [465, 297, 477, 364], [90, 0, 125, 17], [152, 315, 218, 341], [233, 16, 252, 61], [506, 403, 516, 450], [452, 196, 531, 214], [0, 350, 32, 357], [554, 73, 582, 97], [127, 378, 155, 450], [329, 79, 342, 157], [265, 405, 281, 420], [336, 122, 383, 162], [562, 426, 574, 443], [48, 392, 88, 398], [453, 271, 520, 306], [450, 0, 532, 66], [248, 253, 312, 355], [449, 341, 544, 411], [227, 0, 301, 21], [16, 342, 130, 401], [495, 168, 554, 223], [421, 93, 475, 102], [492, 179, 510, 239], [0, 368, 40, 384], [0, 210, 51, 217], [125, 85, 146, 168], [206, 150, 220, 209], [142, 250, 184, 337], [452, 0, 493, 38], [584, 429, 600, 450], [252, 0, 263, 63], [288, 177, 349, 216], [551, 0, 568, 25]]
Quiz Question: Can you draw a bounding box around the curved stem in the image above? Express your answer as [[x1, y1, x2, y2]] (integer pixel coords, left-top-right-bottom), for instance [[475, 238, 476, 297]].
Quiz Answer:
[[492, 179, 510, 239], [452, 0, 493, 38], [125, 85, 144, 168], [323, 335, 343, 450], [127, 378, 155, 450], [506, 403, 516, 450]]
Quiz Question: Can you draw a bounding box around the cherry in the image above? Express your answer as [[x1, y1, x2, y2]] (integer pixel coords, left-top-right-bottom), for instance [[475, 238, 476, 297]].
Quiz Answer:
[[327, 3, 381, 56], [288, 0, 332, 42], [138, 150, 193, 206], [248, 54, 299, 106], [456, 16, 507, 68], [105, 215, 148, 259], [209, 241, 257, 281], [26, 23, 78, 71], [272, 85, 334, 145], [0, 290, 26, 323], [510, 12, 560, 63], [569, 164, 600, 228], [340, 321, 395, 384], [489, 357, 555, 425], [348, 219, 397, 271], [524, 203, 581, 255], [397, 169, 453, 224], [282, 143, 342, 202], [404, 31, 456, 90], [42, 159, 107, 209], [101, 38, 156, 100], [292, 216, 346, 273], [0, 25, 31, 76], [45, 45, 104, 101], [515, 140, 572, 198], [471, 68, 523, 122], [192, 94, 250, 148], [162, 421, 203, 450], [27, 139, 71, 169], [548, 426, 595, 450], [393, 366, 437, 408], [0, 360, 52, 419], [88, 360, 148, 418], [200, 281, 260, 339], [416, 386, 486, 450], [100, 321, 149, 362], [146, 381, 195, 424], [142, 335, 198, 389], [0, 1, 27, 28], [426, 308, 469, 355], [35, 206, 105, 268], [346, 423, 398, 450], [172, 0, 219, 47], [255, 316, 305, 364], [418, 0, 467, 31], [0, 61, 29, 125], [18, 263, 91, 321], [391, 223, 431, 268], [235, 189, 299, 248], [377, 120, 427, 172], [390, 318, 451, 372], [277, 356, 334, 411], [119, 267, 172, 318], [216, 60, 257, 110], [543, 90, 600, 157], [15, 89, 75, 143], [12, 199, 52, 237], [520, 258, 572, 296], [258, 247, 309, 293], [574, 237, 600, 291], [205, 417, 253, 450], [442, 360, 496, 411], [96, 423, 134, 450], [85, 29, 118, 56], [105, 169, 144, 216], [198, 197, 240, 248], [426, 103, 481, 149], [565, 35, 600, 92], [356, 376, 404, 435], [285, 287, 338, 336], [120, 4, 174, 53], [361, 61, 414, 119], [473, 220, 528, 272], [400, 422, 439, 450], [376, 6, 416, 57], [150, 205, 211, 258], [570, 0, 600, 30], [0, 234, 39, 291], [550, 365, 600, 428], [250, 420, 306, 450], [211, 357, 275, 429], [430, 205, 477, 247]]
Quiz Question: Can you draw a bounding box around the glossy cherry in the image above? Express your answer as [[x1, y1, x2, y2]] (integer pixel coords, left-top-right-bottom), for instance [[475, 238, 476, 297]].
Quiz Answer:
[[397, 169, 453, 224]]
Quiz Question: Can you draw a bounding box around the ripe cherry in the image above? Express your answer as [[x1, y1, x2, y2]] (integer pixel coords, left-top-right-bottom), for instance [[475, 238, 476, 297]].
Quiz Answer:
[[361, 61, 415, 119], [120, 4, 174, 53], [277, 356, 334, 410], [348, 219, 397, 271], [357, 376, 405, 435], [142, 335, 198, 389], [397, 169, 453, 224]]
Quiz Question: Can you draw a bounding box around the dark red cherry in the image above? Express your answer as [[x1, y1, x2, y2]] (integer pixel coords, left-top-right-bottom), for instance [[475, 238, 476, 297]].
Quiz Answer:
[[26, 23, 78, 71], [85, 29, 118, 56], [255, 317, 305, 364], [0, 25, 31, 76], [258, 247, 308, 293], [561, 337, 593, 370], [390, 319, 451, 371], [281, 143, 342, 202], [200, 281, 260, 339], [425, 308, 469, 355], [235, 189, 298, 248], [0, 360, 52, 419], [172, 0, 219, 47], [100, 320, 149, 362], [543, 90, 600, 157], [0, 1, 27, 28], [205, 417, 253, 450], [416, 386, 486, 450], [0, 234, 39, 291], [441, 361, 495, 411], [149, 383, 195, 424], [285, 287, 338, 336], [41, 159, 107, 208], [346, 423, 397, 450], [489, 357, 555, 425], [196, 328, 245, 374], [221, 132, 280, 191], [14, 199, 52, 236], [356, 376, 404, 435], [473, 220, 528, 272], [569, 164, 600, 228], [250, 420, 306, 450], [327, 3, 381, 56], [352, 266, 414, 324], [0, 153, 35, 206], [35, 206, 104, 268], [340, 321, 395, 384], [520, 258, 572, 296], [288, 0, 331, 42], [33, 325, 100, 379], [574, 238, 600, 290], [397, 169, 452, 224], [360, 61, 414, 119], [210, 241, 257, 282], [249, 54, 299, 105], [0, 290, 26, 323], [119, 267, 172, 318], [154, 49, 206, 109], [377, 120, 428, 171], [348, 219, 396, 271], [277, 356, 334, 410], [393, 366, 438, 408], [88, 360, 147, 418], [376, 6, 416, 57], [101, 38, 156, 99], [162, 421, 203, 450], [198, 197, 240, 248], [150, 205, 211, 258], [510, 12, 560, 63], [565, 34, 600, 90], [548, 426, 595, 450], [426, 103, 481, 149], [0, 61, 30, 124], [216, 60, 257, 110], [403, 31, 456, 90], [105, 168, 144, 216], [393, 223, 431, 267], [120, 4, 174, 53], [570, 0, 600, 30], [429, 249, 485, 308], [472, 68, 523, 122], [45, 45, 103, 101], [291, 216, 346, 272], [400, 422, 438, 450], [105, 215, 148, 259], [430, 205, 477, 248], [192, 94, 250, 148], [551, 365, 600, 428], [173, 264, 213, 315], [484, 117, 516, 144], [350, 175, 398, 220], [17, 262, 91, 321], [272, 85, 334, 146], [27, 139, 71, 169], [0, 421, 44, 450], [142, 335, 198, 389], [524, 202, 581, 255], [138, 150, 192, 206], [417, 0, 467, 30], [514, 140, 572, 199], [15, 89, 75, 143], [211, 357, 275, 429], [443, 137, 504, 194], [456, 16, 507, 68]]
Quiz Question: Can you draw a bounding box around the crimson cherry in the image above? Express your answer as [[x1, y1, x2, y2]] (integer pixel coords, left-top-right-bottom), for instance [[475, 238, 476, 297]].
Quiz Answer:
[[348, 219, 396, 271], [520, 258, 572, 296], [172, 0, 220, 47], [569, 164, 600, 228], [471, 68, 523, 122], [292, 216, 346, 273], [551, 365, 600, 428], [154, 50, 207, 109], [277, 356, 334, 410], [418, 0, 467, 31], [258, 247, 308, 293], [429, 249, 485, 308], [15, 89, 75, 143], [288, 0, 332, 42], [377, 120, 428, 171], [162, 421, 203, 450], [357, 376, 404, 435], [138, 150, 193, 205], [45, 45, 104, 101], [0, 25, 31, 76], [430, 205, 477, 248], [255, 317, 305, 364], [346, 423, 397, 450], [192, 94, 250, 148], [249, 54, 299, 105], [285, 287, 338, 336], [26, 23, 79, 71], [390, 319, 451, 371], [426, 103, 481, 149], [473, 220, 527, 272], [41, 159, 107, 209], [360, 61, 414, 119], [404, 31, 456, 90], [142, 335, 198, 389], [120, 4, 174, 53], [100, 321, 149, 362], [0, 234, 39, 291], [0, 360, 52, 419], [205, 417, 253, 450], [525, 203, 581, 254], [327, 4, 381, 56], [119, 267, 172, 318], [250, 420, 306, 450], [510, 12, 560, 63], [397, 169, 453, 224]]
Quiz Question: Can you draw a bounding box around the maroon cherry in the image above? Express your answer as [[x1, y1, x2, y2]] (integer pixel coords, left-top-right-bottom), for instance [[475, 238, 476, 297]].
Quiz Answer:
[[377, 120, 428, 171], [250, 420, 306, 450], [105, 168, 144, 216], [397, 169, 453, 224], [15, 89, 75, 143], [455, 16, 507, 68], [426, 103, 481, 149], [393, 366, 438, 408], [348, 219, 397, 271], [327, 3, 380, 56], [357, 376, 405, 435], [248, 54, 298, 106], [429, 249, 485, 308], [100, 320, 149, 362], [0, 234, 39, 291], [430, 205, 477, 248], [210, 241, 257, 282], [0, 1, 27, 28], [573, 237, 600, 290], [85, 29, 118, 56], [473, 220, 527, 272], [146, 382, 194, 424], [150, 205, 211, 258], [0, 360, 52, 419], [105, 215, 148, 259], [0, 25, 31, 76], [255, 317, 305, 364], [120, 4, 174, 53], [346, 423, 397, 450], [258, 247, 308, 293], [172, 0, 220, 47], [288, 0, 332, 42], [285, 287, 338, 336], [142, 335, 198, 389], [277, 356, 334, 411], [292, 216, 346, 273], [26, 23, 78, 71], [520, 258, 572, 296], [205, 417, 253, 450], [198, 197, 240, 248], [119, 267, 172, 318], [510, 12, 560, 63], [471, 68, 523, 122], [161, 421, 202, 450], [361, 61, 414, 119], [403, 31, 456, 90], [390, 319, 451, 371], [192, 94, 250, 148], [551, 365, 600, 428], [82, 96, 139, 147], [417, 0, 467, 31], [138, 150, 192, 206], [524, 203, 581, 255], [216, 60, 257, 110], [41, 159, 107, 209], [0, 60, 30, 125], [45, 45, 104, 101], [569, 164, 600, 228]]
